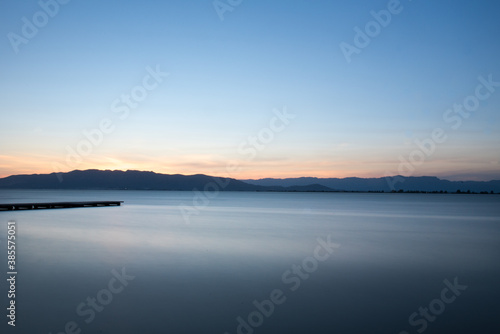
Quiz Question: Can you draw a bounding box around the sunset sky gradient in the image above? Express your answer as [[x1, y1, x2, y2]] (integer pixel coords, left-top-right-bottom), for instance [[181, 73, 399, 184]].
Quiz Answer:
[[1, 0, 499, 180]]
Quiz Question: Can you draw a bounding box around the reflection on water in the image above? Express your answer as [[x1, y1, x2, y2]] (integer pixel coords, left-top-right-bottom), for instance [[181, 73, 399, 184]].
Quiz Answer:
[[1, 190, 499, 333]]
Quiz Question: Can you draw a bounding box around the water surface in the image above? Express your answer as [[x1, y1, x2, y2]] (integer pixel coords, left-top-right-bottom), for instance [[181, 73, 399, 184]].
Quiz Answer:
[[1, 190, 499, 333]]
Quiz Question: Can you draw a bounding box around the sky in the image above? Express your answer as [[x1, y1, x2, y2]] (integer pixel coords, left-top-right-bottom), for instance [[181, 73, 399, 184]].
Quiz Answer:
[[0, 0, 499, 181]]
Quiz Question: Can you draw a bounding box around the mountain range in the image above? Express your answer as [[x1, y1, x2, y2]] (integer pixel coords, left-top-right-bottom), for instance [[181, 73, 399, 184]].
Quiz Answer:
[[0, 170, 330, 192], [0, 170, 499, 193]]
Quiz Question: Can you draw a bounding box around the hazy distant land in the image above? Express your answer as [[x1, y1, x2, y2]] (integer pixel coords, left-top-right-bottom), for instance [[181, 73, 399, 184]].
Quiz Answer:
[[0, 169, 499, 193]]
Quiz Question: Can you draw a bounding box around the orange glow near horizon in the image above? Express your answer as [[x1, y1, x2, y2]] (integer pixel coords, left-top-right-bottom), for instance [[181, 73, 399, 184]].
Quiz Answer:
[[0, 154, 373, 180], [0, 165, 360, 180], [1, 153, 499, 181]]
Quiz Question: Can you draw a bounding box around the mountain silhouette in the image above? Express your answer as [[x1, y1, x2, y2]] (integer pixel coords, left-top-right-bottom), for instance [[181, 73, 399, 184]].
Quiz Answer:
[[0, 170, 331, 192], [0, 170, 499, 193]]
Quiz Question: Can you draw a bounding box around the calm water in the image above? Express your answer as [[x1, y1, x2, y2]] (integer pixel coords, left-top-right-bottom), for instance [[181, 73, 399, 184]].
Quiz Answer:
[[1, 190, 499, 334]]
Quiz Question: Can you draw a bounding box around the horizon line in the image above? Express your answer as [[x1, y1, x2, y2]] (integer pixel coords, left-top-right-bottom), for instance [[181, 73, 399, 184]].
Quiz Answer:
[[1, 169, 499, 183]]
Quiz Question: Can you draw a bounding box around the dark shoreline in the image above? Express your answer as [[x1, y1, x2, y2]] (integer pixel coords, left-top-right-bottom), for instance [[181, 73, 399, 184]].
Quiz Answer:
[[0, 188, 498, 194]]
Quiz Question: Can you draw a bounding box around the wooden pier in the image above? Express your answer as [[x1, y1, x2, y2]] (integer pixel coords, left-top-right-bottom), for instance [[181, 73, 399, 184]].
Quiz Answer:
[[0, 201, 123, 211]]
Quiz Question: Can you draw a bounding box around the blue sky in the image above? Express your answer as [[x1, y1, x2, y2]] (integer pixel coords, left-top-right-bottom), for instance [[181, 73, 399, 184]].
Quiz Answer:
[[1, 0, 499, 180]]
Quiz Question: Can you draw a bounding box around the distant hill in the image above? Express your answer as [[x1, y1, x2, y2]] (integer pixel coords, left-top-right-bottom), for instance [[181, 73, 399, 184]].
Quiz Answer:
[[0, 170, 333, 192], [242, 176, 500, 193], [1, 170, 499, 193]]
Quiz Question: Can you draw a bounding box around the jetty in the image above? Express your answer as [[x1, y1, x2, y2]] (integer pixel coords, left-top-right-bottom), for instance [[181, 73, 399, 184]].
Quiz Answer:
[[0, 201, 123, 211]]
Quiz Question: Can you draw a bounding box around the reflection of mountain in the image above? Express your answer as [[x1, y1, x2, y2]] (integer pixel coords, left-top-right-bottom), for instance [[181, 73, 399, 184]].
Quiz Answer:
[[242, 176, 500, 193], [0, 170, 331, 192], [0, 170, 499, 193]]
